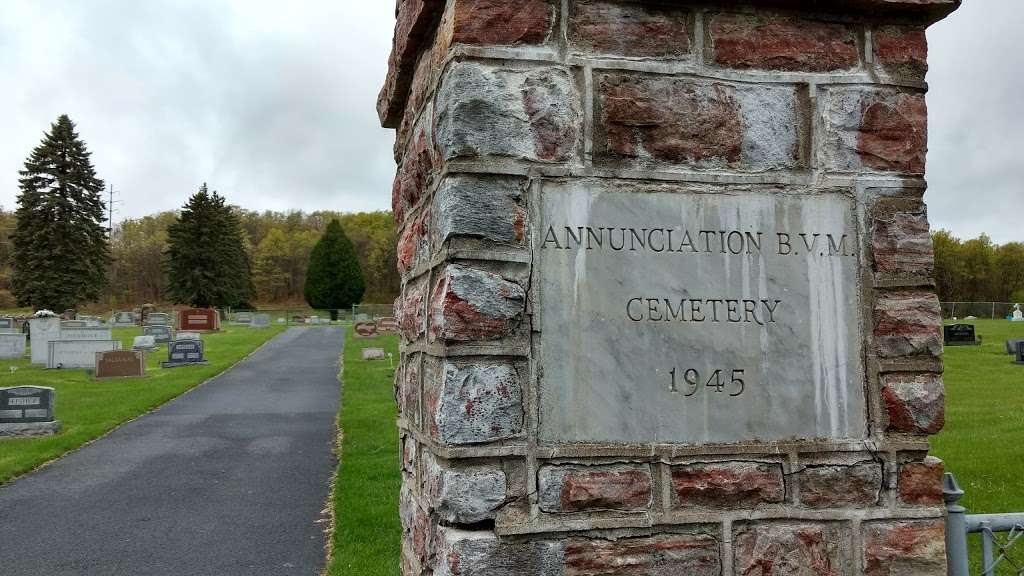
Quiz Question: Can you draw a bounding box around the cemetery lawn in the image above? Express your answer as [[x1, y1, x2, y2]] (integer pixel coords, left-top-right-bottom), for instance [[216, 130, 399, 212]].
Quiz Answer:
[[328, 328, 400, 576], [0, 324, 286, 484], [932, 319, 1024, 515]]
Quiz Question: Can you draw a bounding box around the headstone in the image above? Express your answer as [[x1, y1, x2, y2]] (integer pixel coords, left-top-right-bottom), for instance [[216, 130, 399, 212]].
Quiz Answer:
[[292, 315, 307, 324], [48, 340, 122, 369], [162, 340, 209, 368], [234, 312, 253, 324], [309, 315, 321, 325], [60, 326, 113, 341], [132, 335, 158, 351], [143, 324, 173, 344], [943, 324, 981, 347], [95, 350, 146, 379], [377, 317, 399, 333], [251, 314, 270, 328], [1014, 304, 1024, 322], [61, 320, 88, 329], [354, 313, 370, 322], [0, 333, 27, 360], [28, 316, 61, 366], [62, 309, 76, 320], [1017, 342, 1024, 365], [362, 347, 386, 361], [111, 311, 137, 326], [78, 315, 104, 327], [0, 386, 60, 438], [381, 0, 958, 571], [354, 322, 378, 339], [145, 312, 171, 326], [177, 308, 220, 332], [1008, 340, 1024, 355], [0, 317, 17, 333], [176, 332, 202, 341]]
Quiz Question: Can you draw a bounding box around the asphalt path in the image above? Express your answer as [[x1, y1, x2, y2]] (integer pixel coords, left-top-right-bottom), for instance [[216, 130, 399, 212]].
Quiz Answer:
[[0, 326, 344, 575]]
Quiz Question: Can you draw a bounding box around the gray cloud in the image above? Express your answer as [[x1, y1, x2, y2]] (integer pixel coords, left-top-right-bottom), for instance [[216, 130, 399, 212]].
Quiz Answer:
[[0, 1, 1019, 244]]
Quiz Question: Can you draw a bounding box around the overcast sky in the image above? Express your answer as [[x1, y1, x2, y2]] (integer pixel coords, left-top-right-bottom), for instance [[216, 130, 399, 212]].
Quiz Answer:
[[0, 1, 1018, 243]]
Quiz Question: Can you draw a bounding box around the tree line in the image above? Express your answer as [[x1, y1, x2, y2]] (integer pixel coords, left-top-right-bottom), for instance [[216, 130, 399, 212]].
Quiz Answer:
[[933, 231, 1024, 304], [2, 115, 397, 312]]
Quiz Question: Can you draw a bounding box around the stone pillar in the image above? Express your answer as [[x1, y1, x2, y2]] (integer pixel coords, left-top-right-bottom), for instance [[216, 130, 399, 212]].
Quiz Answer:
[[380, 1, 959, 574]]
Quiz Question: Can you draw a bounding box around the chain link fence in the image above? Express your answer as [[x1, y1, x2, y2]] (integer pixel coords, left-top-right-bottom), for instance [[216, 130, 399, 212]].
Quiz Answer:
[[942, 302, 1023, 321], [220, 304, 396, 325]]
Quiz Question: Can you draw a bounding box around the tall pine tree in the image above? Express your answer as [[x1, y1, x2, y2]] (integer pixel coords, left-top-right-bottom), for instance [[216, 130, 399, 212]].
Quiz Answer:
[[12, 115, 109, 311], [164, 184, 254, 308], [304, 219, 365, 320]]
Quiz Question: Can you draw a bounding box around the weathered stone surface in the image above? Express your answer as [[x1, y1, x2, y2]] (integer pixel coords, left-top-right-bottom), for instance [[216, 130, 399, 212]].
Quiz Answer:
[[882, 373, 945, 434], [435, 528, 563, 576], [671, 462, 785, 509], [825, 88, 927, 174], [450, 0, 553, 46], [538, 182, 866, 444], [873, 291, 942, 358], [563, 534, 721, 576], [435, 62, 578, 163], [397, 211, 429, 276], [597, 73, 801, 170], [433, 175, 526, 248], [538, 464, 652, 513], [863, 520, 946, 576], [397, 355, 420, 425], [898, 456, 944, 506], [423, 358, 524, 445], [734, 522, 848, 575], [875, 26, 928, 78], [569, 1, 691, 58], [378, 0, 443, 127], [708, 13, 859, 72], [872, 201, 934, 277], [394, 122, 435, 226], [798, 462, 883, 508], [429, 265, 525, 342], [397, 281, 426, 343], [400, 484, 434, 575], [422, 452, 508, 524]]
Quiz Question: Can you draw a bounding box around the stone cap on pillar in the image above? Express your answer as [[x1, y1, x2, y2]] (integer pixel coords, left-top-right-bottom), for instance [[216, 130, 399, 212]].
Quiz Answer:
[[376, 0, 960, 129]]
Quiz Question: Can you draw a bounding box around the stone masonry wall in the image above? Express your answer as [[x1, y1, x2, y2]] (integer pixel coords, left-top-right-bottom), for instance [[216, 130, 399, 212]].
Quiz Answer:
[[381, 1, 959, 574]]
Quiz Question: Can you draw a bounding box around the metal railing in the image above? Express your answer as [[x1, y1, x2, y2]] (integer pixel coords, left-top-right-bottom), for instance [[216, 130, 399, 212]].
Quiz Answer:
[[946, 473, 1024, 575]]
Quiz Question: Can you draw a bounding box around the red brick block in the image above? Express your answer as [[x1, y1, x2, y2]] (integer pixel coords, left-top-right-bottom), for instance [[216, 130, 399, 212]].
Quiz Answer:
[[597, 73, 801, 170], [863, 520, 946, 576], [875, 26, 928, 78], [734, 522, 848, 575], [708, 13, 859, 72], [564, 534, 720, 576], [898, 457, 944, 506], [451, 0, 553, 46], [538, 464, 652, 513], [429, 265, 525, 342], [671, 461, 785, 509], [873, 291, 942, 358], [569, 1, 691, 58], [882, 373, 945, 434], [798, 463, 883, 508]]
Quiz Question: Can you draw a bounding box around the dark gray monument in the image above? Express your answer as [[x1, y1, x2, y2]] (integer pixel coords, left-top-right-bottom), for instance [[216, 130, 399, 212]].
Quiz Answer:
[[144, 324, 173, 344], [161, 340, 208, 368], [0, 386, 60, 438]]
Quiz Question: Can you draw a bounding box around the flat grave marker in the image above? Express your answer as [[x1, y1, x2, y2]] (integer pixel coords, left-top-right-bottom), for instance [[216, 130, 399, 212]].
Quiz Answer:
[[362, 348, 386, 360], [251, 314, 270, 328], [48, 340, 122, 369], [161, 340, 209, 368], [95, 350, 146, 379], [944, 324, 981, 347]]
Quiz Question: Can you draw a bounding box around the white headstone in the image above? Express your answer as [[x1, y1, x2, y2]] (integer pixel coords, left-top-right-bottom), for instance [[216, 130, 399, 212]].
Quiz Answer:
[[362, 348, 386, 360], [0, 333, 27, 360], [60, 326, 113, 341], [1013, 304, 1023, 322], [132, 335, 157, 351], [47, 340, 122, 369], [176, 332, 202, 341], [29, 316, 61, 366]]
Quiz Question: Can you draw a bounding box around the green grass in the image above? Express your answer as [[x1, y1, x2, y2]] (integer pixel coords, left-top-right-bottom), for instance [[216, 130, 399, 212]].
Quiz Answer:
[[0, 323, 285, 484], [932, 319, 1024, 514], [328, 328, 400, 576]]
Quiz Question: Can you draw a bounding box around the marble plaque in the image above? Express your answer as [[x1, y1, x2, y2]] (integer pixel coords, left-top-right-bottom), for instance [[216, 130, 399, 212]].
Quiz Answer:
[[537, 183, 866, 445]]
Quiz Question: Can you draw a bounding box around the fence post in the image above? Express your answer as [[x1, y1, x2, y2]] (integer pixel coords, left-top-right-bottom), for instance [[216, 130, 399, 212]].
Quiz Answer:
[[980, 521, 995, 575], [944, 473, 970, 576]]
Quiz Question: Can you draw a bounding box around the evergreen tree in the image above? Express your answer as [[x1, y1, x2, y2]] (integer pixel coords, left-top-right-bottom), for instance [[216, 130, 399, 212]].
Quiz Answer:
[[304, 219, 365, 320], [11, 115, 109, 311], [164, 184, 254, 308]]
